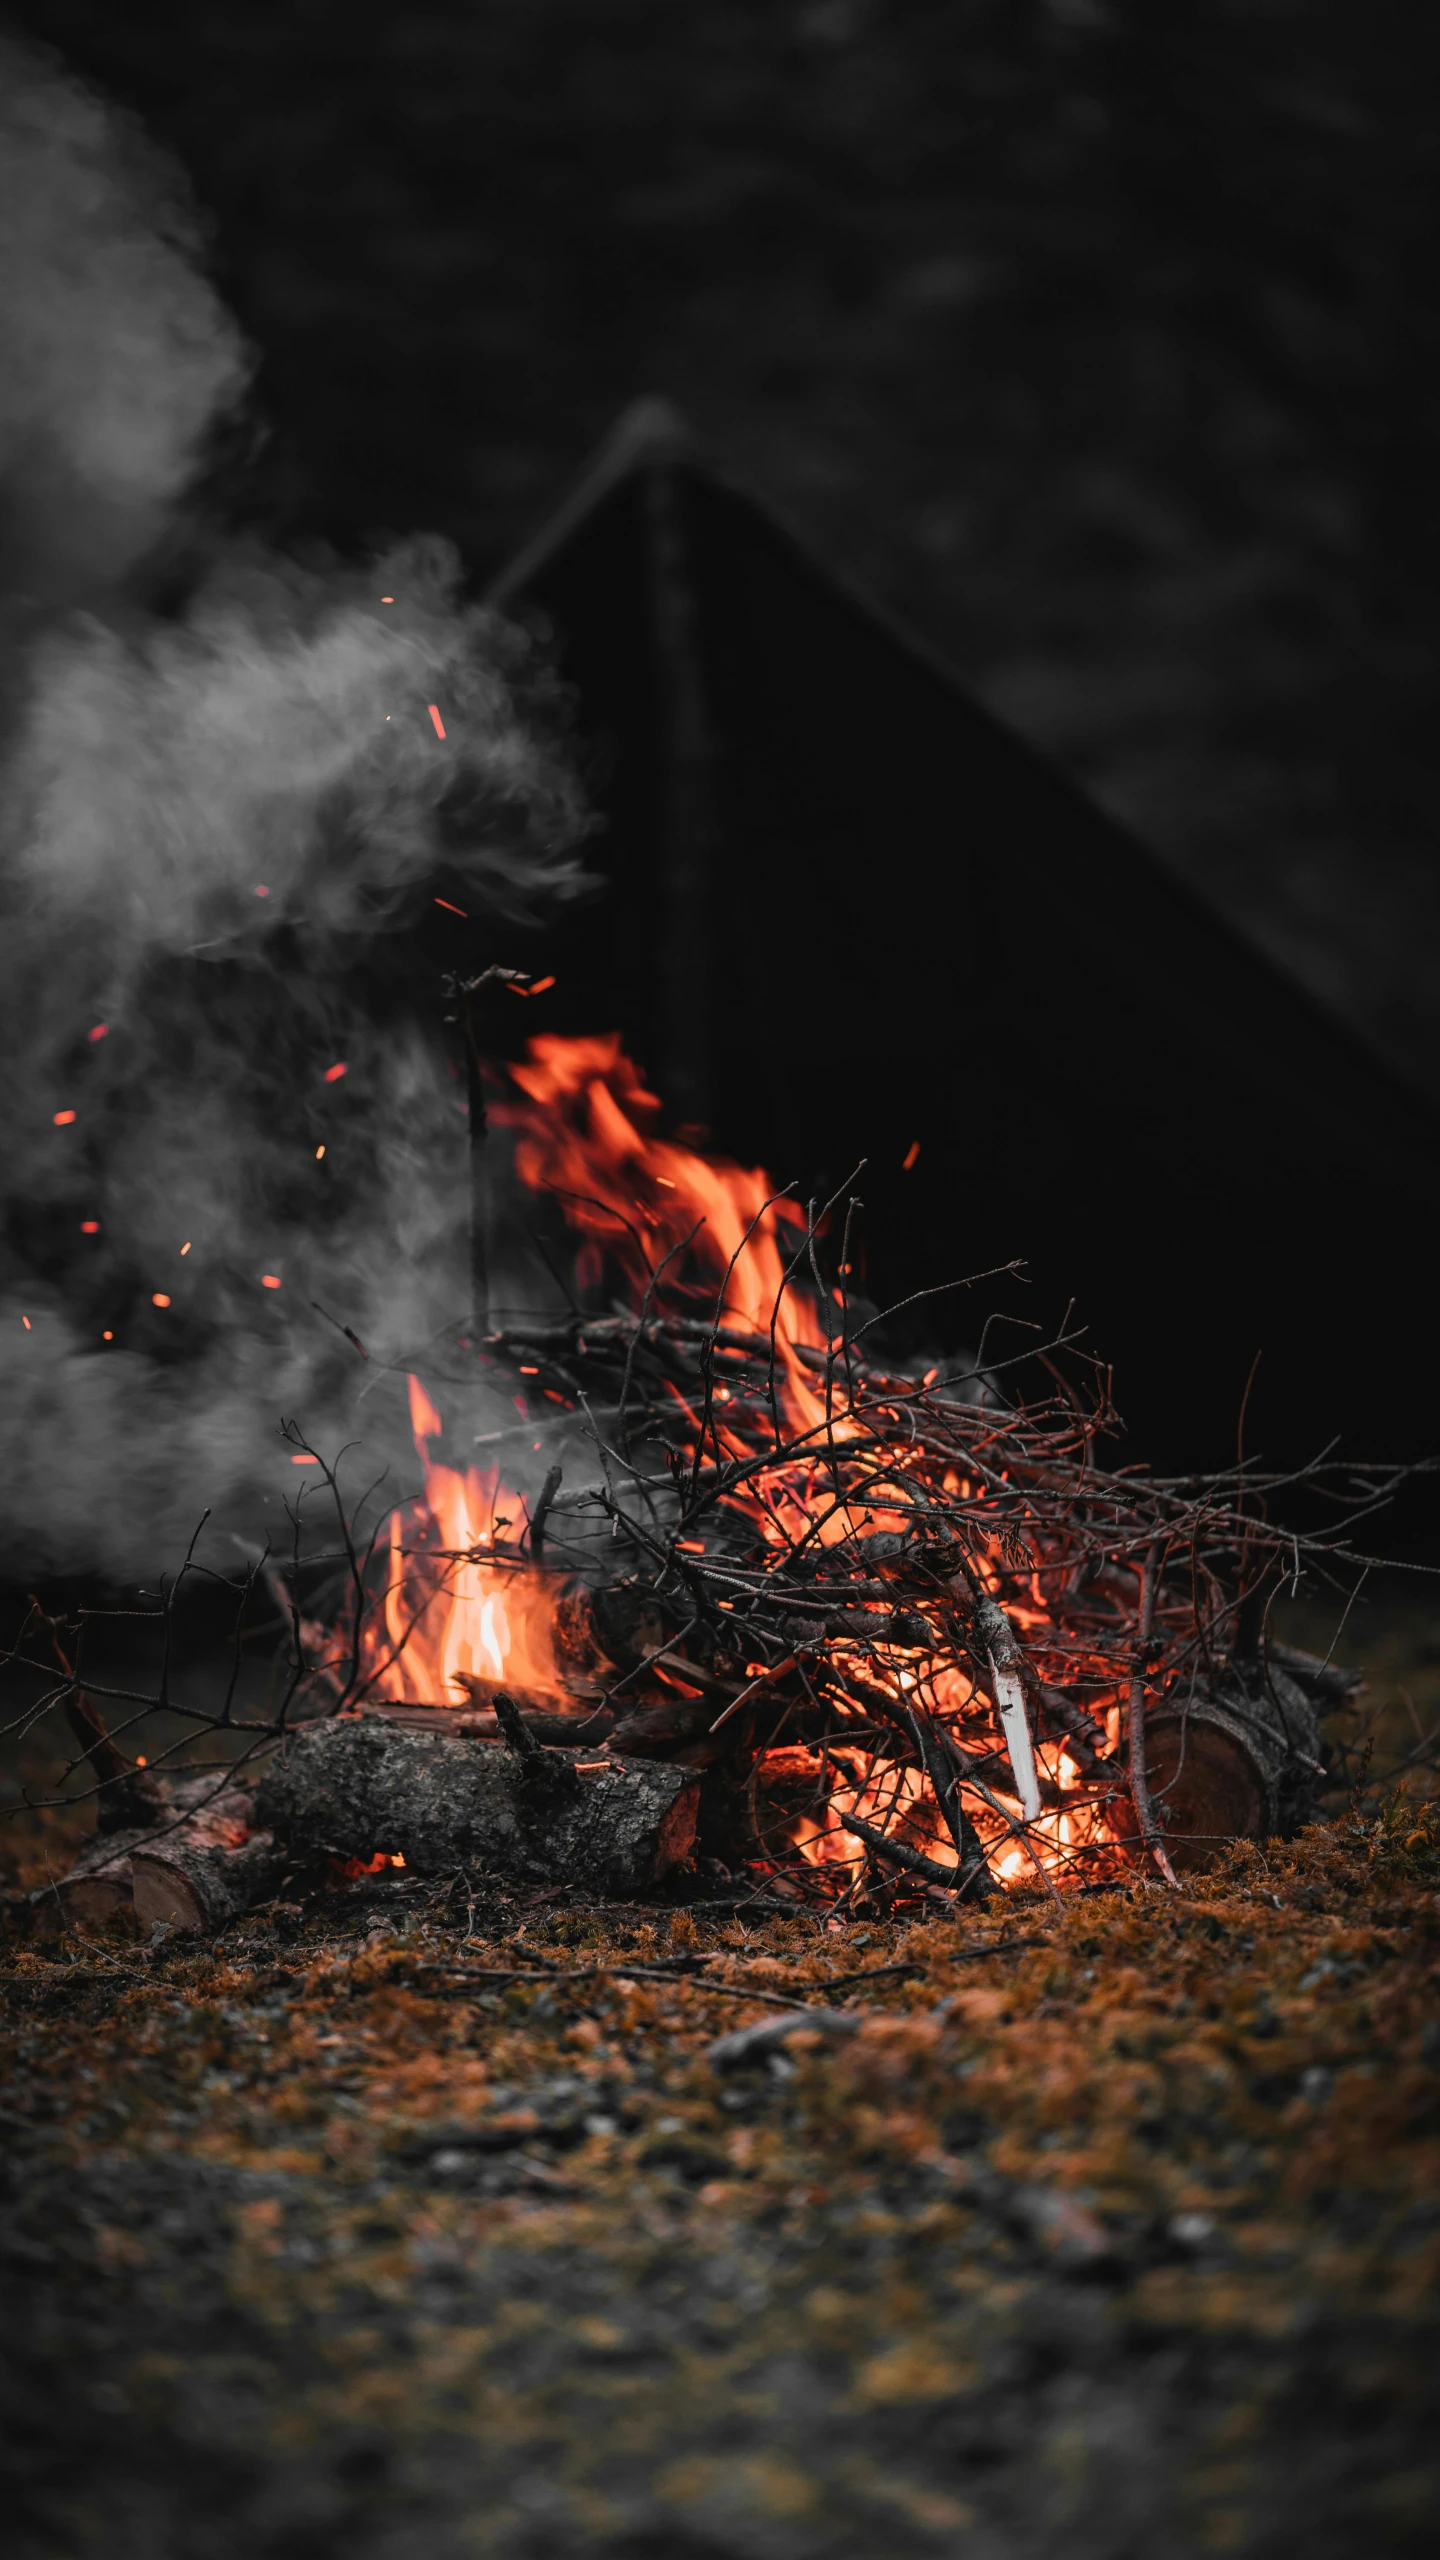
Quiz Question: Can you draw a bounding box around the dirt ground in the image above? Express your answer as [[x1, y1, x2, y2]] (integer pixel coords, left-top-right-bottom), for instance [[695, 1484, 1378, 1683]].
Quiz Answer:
[[2, 1772, 1438, 2559]]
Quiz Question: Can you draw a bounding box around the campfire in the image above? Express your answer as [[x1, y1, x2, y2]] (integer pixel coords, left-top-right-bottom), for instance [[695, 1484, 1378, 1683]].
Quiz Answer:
[[17, 1031, 1379, 1932]]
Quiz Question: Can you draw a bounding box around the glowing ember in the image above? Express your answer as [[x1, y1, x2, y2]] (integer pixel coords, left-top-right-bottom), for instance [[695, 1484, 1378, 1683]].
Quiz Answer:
[[53, 1109, 76, 1126], [152, 1293, 170, 1309], [323, 1062, 347, 1084], [261, 1275, 282, 1290], [435, 897, 467, 917], [428, 704, 446, 739], [80, 1221, 99, 1234], [88, 1022, 108, 1042]]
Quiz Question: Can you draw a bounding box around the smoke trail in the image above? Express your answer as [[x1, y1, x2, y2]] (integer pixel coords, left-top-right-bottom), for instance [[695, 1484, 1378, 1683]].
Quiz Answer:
[[0, 35, 589, 1581]]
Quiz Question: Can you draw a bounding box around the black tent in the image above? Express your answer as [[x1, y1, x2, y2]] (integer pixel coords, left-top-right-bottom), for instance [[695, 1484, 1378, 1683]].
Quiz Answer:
[[484, 401, 1440, 1476]]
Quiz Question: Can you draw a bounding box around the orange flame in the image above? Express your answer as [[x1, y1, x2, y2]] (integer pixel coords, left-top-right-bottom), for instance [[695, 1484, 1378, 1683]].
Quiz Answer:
[[361, 1375, 561, 1707], [340, 1033, 1137, 1897], [494, 1033, 882, 1547]]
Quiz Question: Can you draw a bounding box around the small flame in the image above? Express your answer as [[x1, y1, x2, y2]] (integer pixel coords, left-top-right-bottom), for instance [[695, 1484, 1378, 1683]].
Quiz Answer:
[[358, 1376, 562, 1707]]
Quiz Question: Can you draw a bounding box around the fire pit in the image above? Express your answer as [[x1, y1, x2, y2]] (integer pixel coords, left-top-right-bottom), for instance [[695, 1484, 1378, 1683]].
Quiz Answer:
[[13, 1032, 1385, 1935]]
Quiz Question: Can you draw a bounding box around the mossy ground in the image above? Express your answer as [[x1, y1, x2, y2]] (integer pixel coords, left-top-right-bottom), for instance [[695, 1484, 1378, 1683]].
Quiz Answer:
[[2, 1775, 1439, 2558]]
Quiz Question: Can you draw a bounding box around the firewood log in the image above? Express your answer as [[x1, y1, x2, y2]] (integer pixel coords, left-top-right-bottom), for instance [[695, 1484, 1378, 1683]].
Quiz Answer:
[[45, 1824, 155, 1927], [50, 1774, 281, 1934], [255, 1714, 699, 1893], [1109, 1658, 1327, 1872], [129, 1786, 283, 1932]]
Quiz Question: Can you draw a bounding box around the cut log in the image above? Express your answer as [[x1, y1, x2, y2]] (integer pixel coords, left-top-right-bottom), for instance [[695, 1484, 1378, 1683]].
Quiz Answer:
[[130, 1789, 283, 1932], [42, 1824, 155, 1928], [49, 1774, 282, 1934], [256, 1715, 699, 1894], [1109, 1660, 1326, 1873]]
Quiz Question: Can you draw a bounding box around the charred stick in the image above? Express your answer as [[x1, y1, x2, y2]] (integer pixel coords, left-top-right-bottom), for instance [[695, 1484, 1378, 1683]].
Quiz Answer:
[[1034, 1680, 1112, 1778], [529, 1464, 564, 1564], [31, 1603, 167, 1833], [1127, 1543, 1180, 1887], [837, 1810, 970, 1892], [884, 1695, 993, 1900]]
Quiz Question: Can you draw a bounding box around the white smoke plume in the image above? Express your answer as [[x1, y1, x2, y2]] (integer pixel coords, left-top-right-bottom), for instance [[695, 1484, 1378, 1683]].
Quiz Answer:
[[0, 34, 590, 1582]]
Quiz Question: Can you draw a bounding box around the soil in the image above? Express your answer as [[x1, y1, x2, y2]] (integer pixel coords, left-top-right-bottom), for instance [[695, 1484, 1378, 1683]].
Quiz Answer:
[[2, 1797, 1438, 2558]]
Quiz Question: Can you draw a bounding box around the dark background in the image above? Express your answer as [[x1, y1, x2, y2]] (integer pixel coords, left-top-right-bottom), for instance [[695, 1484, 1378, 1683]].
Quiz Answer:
[[6, 0, 1438, 1098]]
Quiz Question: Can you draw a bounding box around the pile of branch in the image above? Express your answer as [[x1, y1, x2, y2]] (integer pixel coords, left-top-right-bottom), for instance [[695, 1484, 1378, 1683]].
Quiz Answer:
[[3, 1182, 1423, 1927]]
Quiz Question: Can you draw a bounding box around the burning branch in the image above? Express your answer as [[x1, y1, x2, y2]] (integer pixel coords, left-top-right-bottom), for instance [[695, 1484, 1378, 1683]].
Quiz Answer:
[[5, 1031, 1427, 1931]]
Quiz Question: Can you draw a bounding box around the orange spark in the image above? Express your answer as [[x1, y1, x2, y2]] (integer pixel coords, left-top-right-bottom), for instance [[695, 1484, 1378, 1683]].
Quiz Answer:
[[902, 1138, 921, 1171], [180, 1241, 192, 1256], [88, 1022, 108, 1042], [434, 896, 467, 917], [381, 596, 394, 603], [315, 1145, 326, 1160], [53, 1109, 76, 1126], [255, 885, 269, 898], [428, 704, 446, 739], [261, 1275, 282, 1290], [676, 1539, 706, 1554], [323, 1061, 347, 1083], [529, 974, 556, 994], [291, 1454, 319, 1466], [80, 1221, 99, 1234], [152, 1293, 170, 1309], [135, 1755, 147, 1767], [102, 1329, 113, 1341], [21, 1316, 31, 1331]]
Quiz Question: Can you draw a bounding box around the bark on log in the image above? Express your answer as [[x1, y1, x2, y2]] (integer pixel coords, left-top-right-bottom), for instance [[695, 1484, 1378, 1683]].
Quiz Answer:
[[45, 1824, 155, 1926], [130, 1789, 283, 1932], [1108, 1659, 1326, 1872], [256, 1715, 699, 1893], [51, 1774, 281, 1933]]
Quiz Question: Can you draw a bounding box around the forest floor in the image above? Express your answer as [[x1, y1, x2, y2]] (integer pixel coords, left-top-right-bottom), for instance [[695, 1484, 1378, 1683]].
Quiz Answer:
[[2, 1766, 1438, 2559]]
